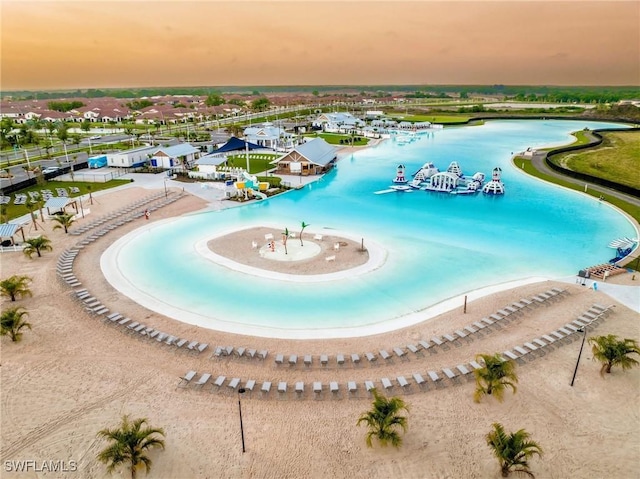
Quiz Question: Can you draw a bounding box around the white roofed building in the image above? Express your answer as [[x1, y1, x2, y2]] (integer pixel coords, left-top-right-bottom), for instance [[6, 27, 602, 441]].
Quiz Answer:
[[107, 145, 157, 168], [273, 138, 337, 176], [150, 143, 201, 170], [243, 123, 295, 151], [312, 112, 364, 132]]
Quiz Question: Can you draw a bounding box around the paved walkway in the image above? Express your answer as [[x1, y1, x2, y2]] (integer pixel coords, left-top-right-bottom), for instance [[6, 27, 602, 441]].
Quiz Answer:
[[528, 150, 640, 208]]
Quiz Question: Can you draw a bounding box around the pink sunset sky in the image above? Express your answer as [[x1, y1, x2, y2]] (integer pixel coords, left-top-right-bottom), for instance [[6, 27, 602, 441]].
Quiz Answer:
[[2, 0, 639, 90]]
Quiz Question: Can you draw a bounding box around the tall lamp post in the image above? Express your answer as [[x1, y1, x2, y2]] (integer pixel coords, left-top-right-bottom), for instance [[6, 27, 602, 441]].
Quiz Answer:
[[238, 388, 246, 453], [244, 137, 250, 173], [570, 328, 587, 386]]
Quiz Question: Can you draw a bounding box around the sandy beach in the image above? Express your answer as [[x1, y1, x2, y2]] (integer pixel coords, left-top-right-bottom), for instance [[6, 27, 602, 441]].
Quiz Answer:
[[2, 180, 639, 479]]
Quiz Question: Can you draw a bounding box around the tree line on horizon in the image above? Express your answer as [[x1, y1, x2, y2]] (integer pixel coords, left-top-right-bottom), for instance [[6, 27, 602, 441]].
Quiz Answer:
[[3, 85, 639, 103]]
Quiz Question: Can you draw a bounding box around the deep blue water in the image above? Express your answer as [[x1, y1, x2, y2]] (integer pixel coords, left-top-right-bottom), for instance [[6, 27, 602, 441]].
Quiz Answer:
[[104, 120, 636, 336]]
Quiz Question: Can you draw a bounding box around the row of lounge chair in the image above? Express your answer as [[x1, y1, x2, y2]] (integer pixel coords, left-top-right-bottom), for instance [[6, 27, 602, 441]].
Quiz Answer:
[[210, 287, 570, 370], [69, 191, 173, 236], [72, 194, 183, 248], [56, 249, 82, 288], [55, 194, 214, 359], [502, 303, 615, 365], [181, 302, 615, 400], [73, 287, 210, 353]]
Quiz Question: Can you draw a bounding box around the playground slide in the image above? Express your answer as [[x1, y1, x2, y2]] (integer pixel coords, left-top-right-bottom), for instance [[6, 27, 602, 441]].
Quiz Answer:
[[250, 189, 267, 200]]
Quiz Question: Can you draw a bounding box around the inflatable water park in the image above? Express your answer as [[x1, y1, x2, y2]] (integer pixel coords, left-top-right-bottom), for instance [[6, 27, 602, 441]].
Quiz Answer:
[[375, 162, 505, 196]]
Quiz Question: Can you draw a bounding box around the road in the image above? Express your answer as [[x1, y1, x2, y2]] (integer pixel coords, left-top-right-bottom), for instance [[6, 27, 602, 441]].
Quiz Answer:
[[0, 151, 90, 189]]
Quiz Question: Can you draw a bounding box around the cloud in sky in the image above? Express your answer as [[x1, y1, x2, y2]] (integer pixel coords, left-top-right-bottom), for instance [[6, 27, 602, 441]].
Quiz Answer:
[[2, 1, 639, 90]]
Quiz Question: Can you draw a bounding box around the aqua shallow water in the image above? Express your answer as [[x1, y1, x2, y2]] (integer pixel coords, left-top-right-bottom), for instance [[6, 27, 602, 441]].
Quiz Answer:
[[103, 120, 636, 338]]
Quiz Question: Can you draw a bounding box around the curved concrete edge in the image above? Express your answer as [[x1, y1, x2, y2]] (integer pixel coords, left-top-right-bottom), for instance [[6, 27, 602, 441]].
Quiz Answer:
[[103, 221, 555, 338]]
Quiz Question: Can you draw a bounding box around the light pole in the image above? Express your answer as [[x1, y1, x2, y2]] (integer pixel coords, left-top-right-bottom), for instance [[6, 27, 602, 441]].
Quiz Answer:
[[244, 137, 250, 173], [23, 148, 31, 169], [570, 328, 587, 386], [164, 177, 168, 198], [238, 388, 246, 453]]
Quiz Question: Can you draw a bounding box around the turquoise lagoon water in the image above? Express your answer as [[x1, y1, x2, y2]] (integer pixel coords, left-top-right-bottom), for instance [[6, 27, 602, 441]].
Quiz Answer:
[[103, 120, 636, 338]]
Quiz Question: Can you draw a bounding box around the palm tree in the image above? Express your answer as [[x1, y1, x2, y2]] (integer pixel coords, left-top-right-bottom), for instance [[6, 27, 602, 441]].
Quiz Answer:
[[473, 353, 518, 403], [281, 227, 290, 255], [1, 307, 32, 342], [356, 388, 409, 448], [23, 235, 53, 258], [225, 124, 244, 138], [87, 184, 94, 205], [486, 423, 543, 478], [588, 334, 640, 376], [51, 213, 75, 233], [299, 221, 310, 246], [96, 415, 165, 479], [0, 275, 33, 301], [25, 198, 41, 231]]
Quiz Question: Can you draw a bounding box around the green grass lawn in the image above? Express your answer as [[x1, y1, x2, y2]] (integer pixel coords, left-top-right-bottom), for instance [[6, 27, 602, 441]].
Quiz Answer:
[[550, 131, 640, 190], [2, 179, 131, 220], [226, 154, 280, 175], [305, 133, 369, 146]]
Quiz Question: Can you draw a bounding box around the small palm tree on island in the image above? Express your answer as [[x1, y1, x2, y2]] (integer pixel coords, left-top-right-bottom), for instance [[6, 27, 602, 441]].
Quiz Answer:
[[486, 423, 543, 478], [23, 235, 53, 258], [51, 212, 75, 233], [473, 353, 518, 403], [96, 415, 165, 479], [588, 334, 640, 376], [299, 221, 310, 246], [0, 275, 33, 302], [282, 227, 290, 255], [356, 388, 409, 448], [1, 307, 32, 342]]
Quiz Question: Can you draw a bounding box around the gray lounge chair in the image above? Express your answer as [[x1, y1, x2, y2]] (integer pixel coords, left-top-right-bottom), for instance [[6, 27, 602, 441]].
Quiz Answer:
[[330, 381, 339, 396], [177, 370, 197, 388], [348, 381, 357, 397], [194, 373, 211, 389], [412, 373, 426, 390], [313, 381, 323, 398]]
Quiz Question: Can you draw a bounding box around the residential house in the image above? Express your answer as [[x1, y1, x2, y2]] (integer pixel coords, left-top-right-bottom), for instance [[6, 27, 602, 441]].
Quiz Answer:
[[243, 123, 295, 151], [312, 112, 364, 132]]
